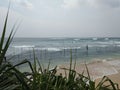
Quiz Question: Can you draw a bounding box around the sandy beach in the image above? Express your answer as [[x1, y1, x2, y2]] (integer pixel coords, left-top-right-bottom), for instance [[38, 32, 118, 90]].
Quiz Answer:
[[95, 72, 120, 88], [57, 59, 120, 87]]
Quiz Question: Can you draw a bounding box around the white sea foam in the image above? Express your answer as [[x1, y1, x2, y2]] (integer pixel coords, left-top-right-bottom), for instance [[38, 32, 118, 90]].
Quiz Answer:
[[107, 60, 120, 66], [45, 47, 81, 51], [116, 45, 120, 47], [74, 39, 79, 41], [12, 45, 82, 52], [97, 41, 109, 44], [63, 47, 81, 50], [73, 47, 81, 49], [92, 37, 97, 40], [12, 45, 35, 48], [102, 67, 118, 75], [99, 45, 108, 47], [105, 38, 109, 40], [114, 42, 120, 45], [46, 48, 61, 51]]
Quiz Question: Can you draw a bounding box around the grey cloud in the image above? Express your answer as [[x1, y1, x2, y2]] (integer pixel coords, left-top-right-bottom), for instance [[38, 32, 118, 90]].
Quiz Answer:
[[62, 0, 120, 9], [88, 0, 120, 8], [11, 0, 33, 10], [19, 0, 33, 9], [62, 0, 86, 8], [105, 0, 120, 8]]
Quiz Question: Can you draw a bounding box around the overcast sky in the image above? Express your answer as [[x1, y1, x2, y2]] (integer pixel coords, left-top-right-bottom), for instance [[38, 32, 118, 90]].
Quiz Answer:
[[0, 0, 120, 37]]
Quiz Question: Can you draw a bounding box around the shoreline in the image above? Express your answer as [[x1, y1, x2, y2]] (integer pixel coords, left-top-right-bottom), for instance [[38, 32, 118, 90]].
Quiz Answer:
[[18, 56, 120, 87], [57, 59, 120, 83]]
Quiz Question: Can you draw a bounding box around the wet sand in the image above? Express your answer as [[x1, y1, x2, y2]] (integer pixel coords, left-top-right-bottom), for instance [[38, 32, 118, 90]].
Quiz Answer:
[[56, 59, 120, 87]]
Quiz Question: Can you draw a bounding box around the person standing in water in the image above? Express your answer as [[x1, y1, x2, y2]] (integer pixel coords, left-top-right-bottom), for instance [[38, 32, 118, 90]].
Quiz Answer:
[[86, 45, 88, 55]]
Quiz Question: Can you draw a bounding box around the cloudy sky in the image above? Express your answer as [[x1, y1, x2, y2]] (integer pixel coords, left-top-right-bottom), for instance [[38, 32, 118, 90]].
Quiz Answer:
[[0, 0, 120, 37]]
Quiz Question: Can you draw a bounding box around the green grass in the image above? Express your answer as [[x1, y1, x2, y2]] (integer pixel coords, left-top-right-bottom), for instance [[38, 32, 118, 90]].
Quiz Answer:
[[0, 6, 119, 90]]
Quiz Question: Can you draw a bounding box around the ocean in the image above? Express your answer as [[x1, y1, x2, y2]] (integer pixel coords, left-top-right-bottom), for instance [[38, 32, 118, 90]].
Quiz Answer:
[[6, 37, 120, 71]]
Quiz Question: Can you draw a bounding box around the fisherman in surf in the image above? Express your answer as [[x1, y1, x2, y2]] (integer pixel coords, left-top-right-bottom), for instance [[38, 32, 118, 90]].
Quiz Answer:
[[86, 45, 88, 55]]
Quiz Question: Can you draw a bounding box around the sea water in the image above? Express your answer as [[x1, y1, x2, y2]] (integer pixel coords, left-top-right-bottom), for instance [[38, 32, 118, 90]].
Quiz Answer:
[[6, 37, 120, 71]]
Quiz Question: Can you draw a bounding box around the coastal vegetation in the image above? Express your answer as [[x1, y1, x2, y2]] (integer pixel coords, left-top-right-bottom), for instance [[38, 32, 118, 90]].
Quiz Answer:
[[0, 8, 119, 90]]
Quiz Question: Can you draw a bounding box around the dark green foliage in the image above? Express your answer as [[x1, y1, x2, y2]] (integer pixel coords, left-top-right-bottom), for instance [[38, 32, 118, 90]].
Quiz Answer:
[[0, 6, 30, 90], [24, 50, 119, 90]]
